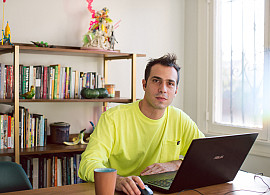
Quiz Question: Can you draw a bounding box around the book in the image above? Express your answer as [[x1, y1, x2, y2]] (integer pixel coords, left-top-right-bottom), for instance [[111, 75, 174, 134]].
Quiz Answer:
[[57, 157, 62, 186], [0, 115, 3, 149], [65, 67, 70, 99], [24, 66, 29, 96], [2, 114, 8, 149], [0, 63, 6, 99], [43, 157, 47, 188], [70, 71, 75, 99], [39, 157, 44, 188], [62, 156, 67, 185], [32, 158, 39, 189], [11, 116, 14, 148], [47, 158, 52, 187], [7, 115, 11, 149], [29, 66, 34, 92], [74, 71, 79, 99], [19, 107, 24, 148], [34, 65, 43, 99], [54, 156, 58, 187], [50, 64, 61, 99], [70, 156, 74, 185], [5, 65, 13, 99], [73, 154, 77, 184], [43, 66, 48, 99]]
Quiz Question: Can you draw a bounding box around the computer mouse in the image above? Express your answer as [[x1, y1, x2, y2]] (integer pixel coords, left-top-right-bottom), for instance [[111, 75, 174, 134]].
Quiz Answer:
[[136, 184, 153, 195]]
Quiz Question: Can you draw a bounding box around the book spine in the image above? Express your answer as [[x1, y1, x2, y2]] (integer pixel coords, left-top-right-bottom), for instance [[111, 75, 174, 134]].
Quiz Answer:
[[65, 67, 69, 99], [43, 66, 48, 99], [11, 116, 14, 148], [74, 71, 79, 99], [57, 157, 62, 186], [31, 115, 35, 148], [70, 71, 75, 99], [29, 66, 34, 91], [46, 67, 50, 99], [39, 157, 44, 188], [25, 66, 29, 95], [47, 158, 52, 187], [0, 64, 5, 99], [34, 66, 41, 99], [62, 156, 67, 185], [32, 67, 36, 99], [53, 66, 58, 99], [0, 115, 3, 149], [40, 66, 44, 99], [5, 65, 10, 99], [54, 156, 58, 187], [33, 158, 39, 189], [7, 115, 11, 149], [70, 156, 74, 185]]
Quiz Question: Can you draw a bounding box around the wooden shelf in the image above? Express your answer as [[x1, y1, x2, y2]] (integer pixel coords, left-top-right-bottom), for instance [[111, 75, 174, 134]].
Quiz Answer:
[[0, 44, 145, 163], [0, 44, 146, 58], [0, 144, 87, 157], [0, 97, 133, 103]]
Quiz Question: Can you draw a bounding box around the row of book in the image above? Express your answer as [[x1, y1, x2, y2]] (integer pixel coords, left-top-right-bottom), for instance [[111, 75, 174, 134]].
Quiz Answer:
[[20, 153, 84, 189], [0, 114, 14, 149], [19, 107, 47, 149], [0, 107, 47, 149], [0, 63, 104, 100]]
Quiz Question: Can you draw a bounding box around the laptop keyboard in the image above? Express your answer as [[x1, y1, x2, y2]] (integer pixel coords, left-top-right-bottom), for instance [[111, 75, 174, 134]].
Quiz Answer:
[[147, 178, 173, 187]]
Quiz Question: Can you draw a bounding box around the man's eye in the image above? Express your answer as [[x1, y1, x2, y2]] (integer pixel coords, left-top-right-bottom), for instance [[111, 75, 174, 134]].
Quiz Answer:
[[168, 82, 175, 86], [153, 79, 159, 83]]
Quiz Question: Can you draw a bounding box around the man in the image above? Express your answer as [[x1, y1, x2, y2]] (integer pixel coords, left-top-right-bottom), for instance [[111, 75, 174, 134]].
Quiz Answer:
[[79, 54, 204, 195]]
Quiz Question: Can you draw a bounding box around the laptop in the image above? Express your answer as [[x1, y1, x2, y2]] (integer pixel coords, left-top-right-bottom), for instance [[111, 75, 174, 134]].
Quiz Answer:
[[140, 133, 258, 193]]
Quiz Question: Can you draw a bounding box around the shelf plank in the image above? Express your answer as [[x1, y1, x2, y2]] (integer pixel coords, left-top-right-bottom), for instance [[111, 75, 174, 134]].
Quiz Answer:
[[0, 44, 146, 58], [0, 97, 133, 103], [0, 144, 87, 157]]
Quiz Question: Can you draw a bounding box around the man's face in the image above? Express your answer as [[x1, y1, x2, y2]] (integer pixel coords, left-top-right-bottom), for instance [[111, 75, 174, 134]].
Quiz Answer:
[[142, 64, 178, 110]]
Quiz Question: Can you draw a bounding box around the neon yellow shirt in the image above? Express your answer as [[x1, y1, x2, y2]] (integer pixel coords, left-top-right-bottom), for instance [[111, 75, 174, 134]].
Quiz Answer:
[[79, 100, 204, 182]]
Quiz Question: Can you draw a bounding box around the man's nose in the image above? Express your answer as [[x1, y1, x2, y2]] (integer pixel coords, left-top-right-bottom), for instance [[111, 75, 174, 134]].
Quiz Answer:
[[158, 82, 167, 93]]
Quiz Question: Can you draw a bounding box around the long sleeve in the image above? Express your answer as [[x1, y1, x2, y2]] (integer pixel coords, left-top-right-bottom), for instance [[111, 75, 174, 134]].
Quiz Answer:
[[78, 112, 115, 182]]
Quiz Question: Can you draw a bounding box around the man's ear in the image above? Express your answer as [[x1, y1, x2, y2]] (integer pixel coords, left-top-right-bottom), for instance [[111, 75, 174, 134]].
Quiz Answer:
[[142, 79, 146, 91], [175, 86, 178, 95]]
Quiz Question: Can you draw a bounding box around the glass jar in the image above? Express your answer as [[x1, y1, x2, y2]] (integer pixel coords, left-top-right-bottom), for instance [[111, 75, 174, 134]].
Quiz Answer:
[[104, 84, 115, 98]]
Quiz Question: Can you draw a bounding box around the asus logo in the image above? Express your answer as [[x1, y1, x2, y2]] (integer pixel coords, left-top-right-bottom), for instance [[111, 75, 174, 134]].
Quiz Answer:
[[213, 155, 224, 160]]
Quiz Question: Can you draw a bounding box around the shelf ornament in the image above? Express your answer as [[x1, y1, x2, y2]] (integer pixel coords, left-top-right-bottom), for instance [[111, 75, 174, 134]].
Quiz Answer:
[[20, 85, 35, 99], [0, 0, 13, 45], [82, 0, 119, 50], [63, 129, 88, 146]]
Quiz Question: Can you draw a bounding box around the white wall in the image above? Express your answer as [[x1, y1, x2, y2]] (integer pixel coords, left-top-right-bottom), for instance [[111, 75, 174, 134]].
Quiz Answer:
[[0, 0, 185, 134]]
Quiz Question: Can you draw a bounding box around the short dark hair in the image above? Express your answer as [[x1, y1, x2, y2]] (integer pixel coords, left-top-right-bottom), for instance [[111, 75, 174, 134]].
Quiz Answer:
[[144, 53, 180, 86]]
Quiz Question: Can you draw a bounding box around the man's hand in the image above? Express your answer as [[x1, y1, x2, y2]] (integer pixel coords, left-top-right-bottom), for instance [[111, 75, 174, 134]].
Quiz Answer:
[[140, 160, 182, 176], [115, 175, 145, 195]]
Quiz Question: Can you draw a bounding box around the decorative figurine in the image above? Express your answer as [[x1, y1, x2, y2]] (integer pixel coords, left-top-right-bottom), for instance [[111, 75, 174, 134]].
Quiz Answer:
[[63, 121, 95, 145], [82, 0, 119, 50], [31, 41, 55, 48], [20, 85, 35, 99], [63, 129, 88, 146], [1, 0, 13, 45]]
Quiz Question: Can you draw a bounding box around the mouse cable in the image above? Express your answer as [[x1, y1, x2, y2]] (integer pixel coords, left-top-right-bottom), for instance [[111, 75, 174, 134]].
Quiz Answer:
[[178, 189, 204, 194]]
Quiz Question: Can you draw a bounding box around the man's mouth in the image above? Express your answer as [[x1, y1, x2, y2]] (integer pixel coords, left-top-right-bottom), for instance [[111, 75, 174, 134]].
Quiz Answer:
[[156, 96, 168, 101]]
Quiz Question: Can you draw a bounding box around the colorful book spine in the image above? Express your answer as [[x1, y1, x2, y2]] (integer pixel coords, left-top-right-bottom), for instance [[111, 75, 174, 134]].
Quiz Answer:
[[43, 66, 48, 99], [11, 116, 14, 148], [7, 115, 11, 149], [65, 67, 69, 99], [0, 115, 3, 149], [0, 63, 5, 99]]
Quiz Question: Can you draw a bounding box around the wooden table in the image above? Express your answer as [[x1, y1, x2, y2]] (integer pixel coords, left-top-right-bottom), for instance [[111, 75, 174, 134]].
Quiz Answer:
[[2, 171, 270, 195]]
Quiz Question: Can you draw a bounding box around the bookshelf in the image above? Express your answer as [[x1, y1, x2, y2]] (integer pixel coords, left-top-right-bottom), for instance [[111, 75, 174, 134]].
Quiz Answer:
[[0, 44, 146, 164]]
